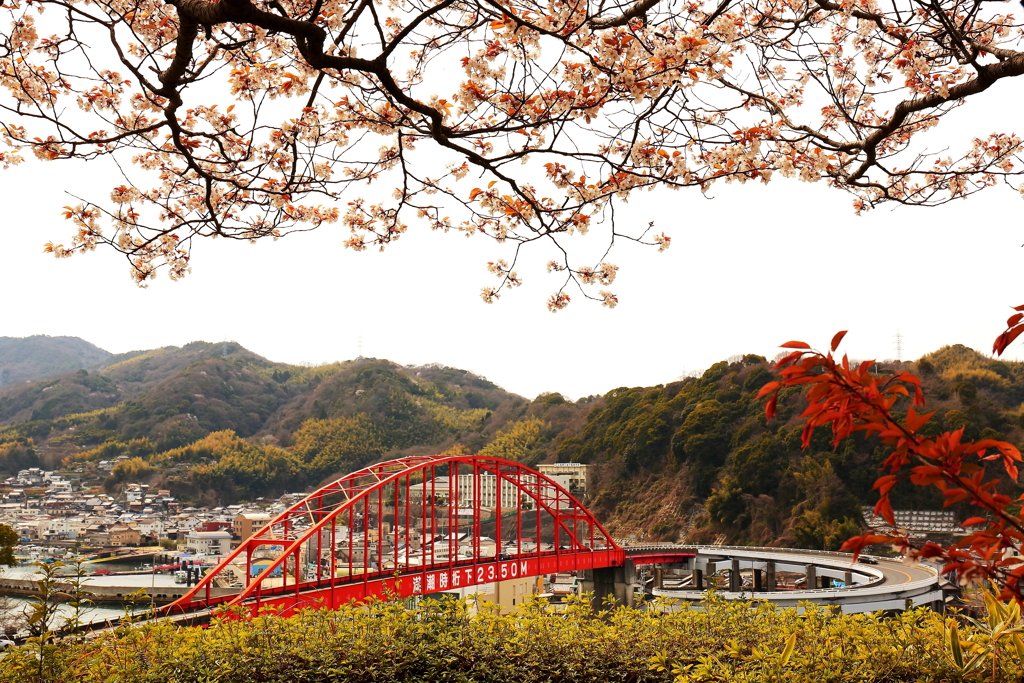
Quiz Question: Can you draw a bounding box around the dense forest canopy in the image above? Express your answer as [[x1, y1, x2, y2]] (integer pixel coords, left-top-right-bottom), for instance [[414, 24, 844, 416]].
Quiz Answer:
[[2, 336, 1022, 550]]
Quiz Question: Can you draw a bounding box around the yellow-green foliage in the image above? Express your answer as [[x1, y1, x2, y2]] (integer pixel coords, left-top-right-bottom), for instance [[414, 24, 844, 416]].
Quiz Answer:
[[53, 406, 120, 425], [67, 437, 151, 464], [291, 414, 384, 477], [3, 595, 1018, 683], [423, 400, 490, 433], [923, 345, 1011, 388], [110, 456, 155, 482], [943, 367, 1008, 388], [100, 350, 163, 373], [479, 418, 542, 461], [160, 430, 305, 498], [151, 430, 253, 465]]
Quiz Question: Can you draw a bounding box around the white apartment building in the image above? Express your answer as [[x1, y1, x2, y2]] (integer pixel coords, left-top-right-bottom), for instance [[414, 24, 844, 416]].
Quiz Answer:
[[44, 517, 77, 539], [455, 473, 520, 511], [125, 484, 148, 504], [537, 463, 589, 498], [408, 477, 451, 504], [185, 530, 233, 558], [456, 466, 589, 511], [46, 478, 73, 494], [134, 517, 164, 538]]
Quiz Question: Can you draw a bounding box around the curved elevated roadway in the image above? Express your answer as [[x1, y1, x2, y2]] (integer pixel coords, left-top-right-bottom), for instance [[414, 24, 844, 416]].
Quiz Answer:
[[629, 545, 945, 614]]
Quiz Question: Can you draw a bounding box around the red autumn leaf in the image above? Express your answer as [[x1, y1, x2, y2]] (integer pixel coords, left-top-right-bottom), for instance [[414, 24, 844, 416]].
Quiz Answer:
[[830, 330, 848, 352], [756, 381, 781, 399], [780, 341, 811, 349], [772, 351, 804, 369], [872, 474, 899, 496], [942, 488, 970, 505], [765, 394, 778, 419], [769, 331, 1024, 602], [874, 496, 895, 526], [993, 324, 1024, 356], [905, 408, 935, 433], [840, 534, 895, 557]]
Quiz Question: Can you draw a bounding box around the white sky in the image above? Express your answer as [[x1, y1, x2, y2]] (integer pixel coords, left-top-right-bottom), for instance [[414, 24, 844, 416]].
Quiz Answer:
[[2, 82, 1022, 401]]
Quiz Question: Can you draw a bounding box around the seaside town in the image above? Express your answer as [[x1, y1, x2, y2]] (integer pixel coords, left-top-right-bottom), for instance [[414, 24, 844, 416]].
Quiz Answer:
[[0, 462, 595, 610], [4, 464, 281, 564]]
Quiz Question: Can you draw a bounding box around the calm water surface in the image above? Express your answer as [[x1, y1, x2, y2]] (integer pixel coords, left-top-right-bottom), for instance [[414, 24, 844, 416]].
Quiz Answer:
[[1, 560, 185, 625]]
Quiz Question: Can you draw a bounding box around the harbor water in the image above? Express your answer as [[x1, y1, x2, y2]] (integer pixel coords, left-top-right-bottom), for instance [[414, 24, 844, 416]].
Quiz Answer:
[[1, 561, 187, 625]]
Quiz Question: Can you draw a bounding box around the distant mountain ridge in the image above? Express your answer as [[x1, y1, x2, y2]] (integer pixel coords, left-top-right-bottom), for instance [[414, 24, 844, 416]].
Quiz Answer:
[[0, 340, 274, 426], [0, 341, 538, 506], [0, 335, 111, 387], [1, 336, 1021, 553]]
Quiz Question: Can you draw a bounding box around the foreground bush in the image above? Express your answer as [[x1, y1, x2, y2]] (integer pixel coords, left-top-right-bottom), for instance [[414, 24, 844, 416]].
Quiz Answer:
[[1, 594, 1021, 683]]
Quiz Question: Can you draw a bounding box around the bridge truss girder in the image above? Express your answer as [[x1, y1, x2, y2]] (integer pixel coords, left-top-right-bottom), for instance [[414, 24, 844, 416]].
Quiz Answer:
[[166, 455, 623, 617]]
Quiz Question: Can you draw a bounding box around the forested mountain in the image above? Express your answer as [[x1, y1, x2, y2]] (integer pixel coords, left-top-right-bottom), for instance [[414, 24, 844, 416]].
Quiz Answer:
[[0, 341, 271, 425], [0, 336, 111, 387], [1, 337, 1021, 551]]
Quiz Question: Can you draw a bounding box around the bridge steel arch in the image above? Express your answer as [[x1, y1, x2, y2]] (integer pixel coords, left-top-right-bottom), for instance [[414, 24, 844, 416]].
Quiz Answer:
[[166, 455, 623, 618]]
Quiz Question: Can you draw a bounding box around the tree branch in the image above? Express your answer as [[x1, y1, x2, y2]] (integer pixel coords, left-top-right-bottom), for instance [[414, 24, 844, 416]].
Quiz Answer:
[[590, 0, 661, 28]]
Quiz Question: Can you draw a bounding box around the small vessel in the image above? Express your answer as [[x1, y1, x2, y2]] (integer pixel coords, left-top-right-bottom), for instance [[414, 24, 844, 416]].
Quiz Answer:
[[174, 570, 187, 584]]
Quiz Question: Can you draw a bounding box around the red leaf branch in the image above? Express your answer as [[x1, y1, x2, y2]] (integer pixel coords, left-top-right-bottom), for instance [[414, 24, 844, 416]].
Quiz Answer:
[[762, 335, 1024, 601]]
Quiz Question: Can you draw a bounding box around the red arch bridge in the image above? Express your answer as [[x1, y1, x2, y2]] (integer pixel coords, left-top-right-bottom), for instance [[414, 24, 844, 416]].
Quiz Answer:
[[165, 455, 663, 619], [160, 454, 945, 623]]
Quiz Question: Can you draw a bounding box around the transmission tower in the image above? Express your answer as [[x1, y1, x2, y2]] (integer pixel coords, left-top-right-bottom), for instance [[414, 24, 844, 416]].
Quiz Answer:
[[893, 330, 904, 362]]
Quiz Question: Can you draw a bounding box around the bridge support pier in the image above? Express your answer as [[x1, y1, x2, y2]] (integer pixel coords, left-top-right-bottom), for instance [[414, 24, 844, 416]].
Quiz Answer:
[[766, 561, 776, 591], [729, 559, 741, 592], [581, 561, 636, 610], [692, 568, 703, 590], [805, 564, 817, 590], [753, 569, 763, 591]]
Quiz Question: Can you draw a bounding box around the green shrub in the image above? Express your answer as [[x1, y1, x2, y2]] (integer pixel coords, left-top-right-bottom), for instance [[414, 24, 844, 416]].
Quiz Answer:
[[0, 593, 1017, 683]]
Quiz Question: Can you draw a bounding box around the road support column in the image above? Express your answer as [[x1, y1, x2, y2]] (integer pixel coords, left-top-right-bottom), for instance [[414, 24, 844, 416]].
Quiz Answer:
[[580, 560, 635, 610], [805, 564, 817, 590]]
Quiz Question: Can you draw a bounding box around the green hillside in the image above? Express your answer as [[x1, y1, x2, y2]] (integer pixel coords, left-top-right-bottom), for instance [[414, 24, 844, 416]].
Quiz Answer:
[[0, 335, 111, 387], [0, 341, 274, 426], [1, 337, 1021, 550], [559, 344, 1024, 547]]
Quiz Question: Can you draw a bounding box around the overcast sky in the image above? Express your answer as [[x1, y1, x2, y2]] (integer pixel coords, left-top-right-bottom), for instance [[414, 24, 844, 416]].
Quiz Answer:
[[2, 82, 1022, 401]]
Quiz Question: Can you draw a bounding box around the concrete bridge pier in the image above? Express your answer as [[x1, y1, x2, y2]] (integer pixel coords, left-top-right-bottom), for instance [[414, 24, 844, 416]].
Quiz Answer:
[[581, 560, 637, 609]]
